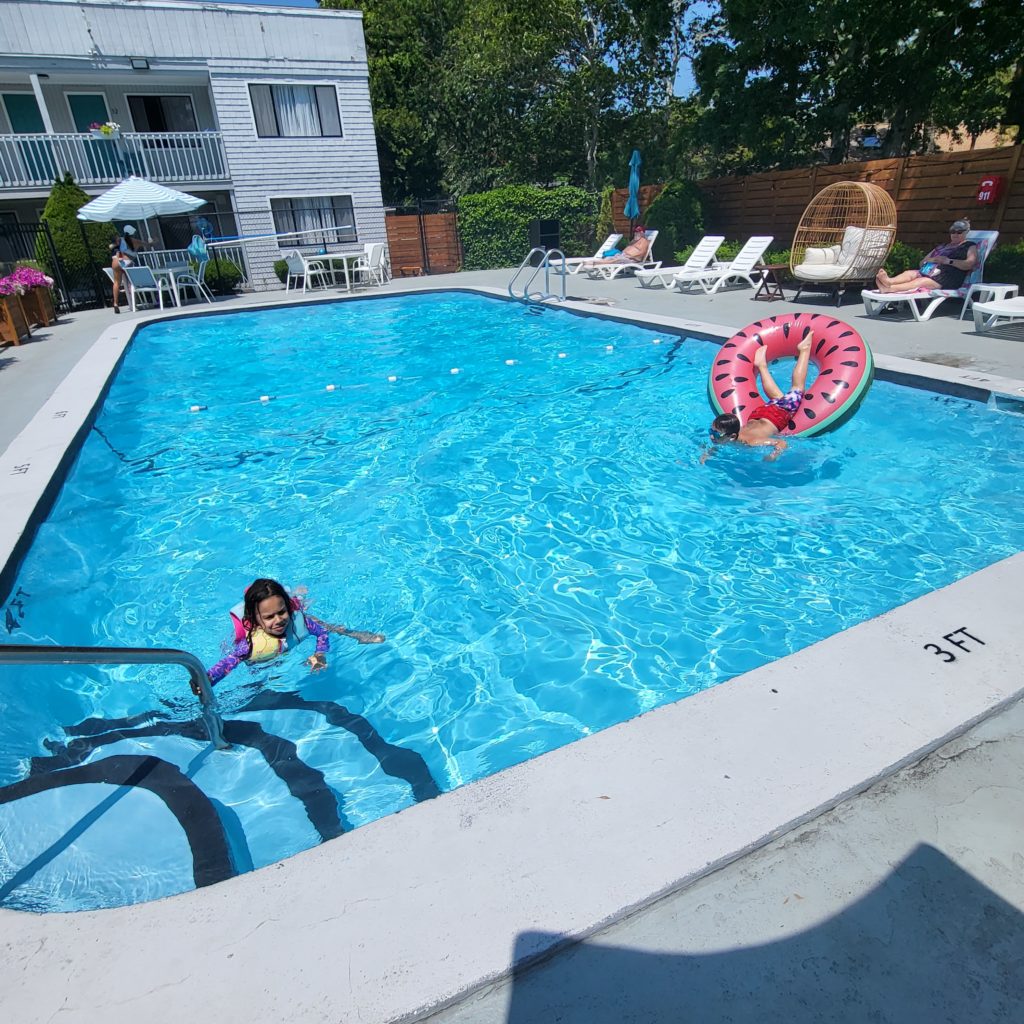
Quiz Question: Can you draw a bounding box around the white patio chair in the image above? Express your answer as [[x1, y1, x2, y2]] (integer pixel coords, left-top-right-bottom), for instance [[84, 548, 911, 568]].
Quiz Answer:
[[353, 243, 388, 286], [552, 233, 623, 275], [861, 230, 1000, 321], [175, 256, 214, 305], [672, 235, 774, 294], [123, 265, 175, 312], [285, 251, 329, 293], [634, 235, 725, 289], [584, 230, 661, 280]]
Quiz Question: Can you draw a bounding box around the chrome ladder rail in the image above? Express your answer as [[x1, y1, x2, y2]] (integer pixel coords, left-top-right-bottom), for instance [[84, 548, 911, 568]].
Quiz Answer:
[[0, 644, 229, 750], [508, 248, 567, 304]]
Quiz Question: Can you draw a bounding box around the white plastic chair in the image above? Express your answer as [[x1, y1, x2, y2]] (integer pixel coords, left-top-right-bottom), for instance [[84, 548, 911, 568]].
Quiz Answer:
[[672, 235, 774, 294], [553, 233, 623, 275], [123, 265, 175, 312], [285, 251, 329, 293], [634, 235, 725, 289], [861, 230, 1000, 321], [175, 257, 214, 304], [354, 243, 388, 286], [584, 230, 661, 280]]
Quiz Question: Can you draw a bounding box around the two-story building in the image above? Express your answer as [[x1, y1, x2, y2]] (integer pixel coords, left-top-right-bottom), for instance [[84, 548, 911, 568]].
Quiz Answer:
[[0, 0, 387, 291]]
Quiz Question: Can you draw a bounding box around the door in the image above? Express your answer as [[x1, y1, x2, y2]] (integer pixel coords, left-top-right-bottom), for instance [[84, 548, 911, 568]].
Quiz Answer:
[[2, 93, 54, 183], [69, 94, 119, 178]]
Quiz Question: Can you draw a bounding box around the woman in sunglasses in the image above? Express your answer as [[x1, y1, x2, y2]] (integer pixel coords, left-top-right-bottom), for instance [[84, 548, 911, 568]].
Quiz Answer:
[[874, 219, 977, 294]]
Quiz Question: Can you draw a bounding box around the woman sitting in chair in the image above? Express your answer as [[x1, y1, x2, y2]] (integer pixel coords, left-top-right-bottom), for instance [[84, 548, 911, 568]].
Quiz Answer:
[[874, 219, 977, 294], [110, 224, 146, 314], [584, 226, 652, 267]]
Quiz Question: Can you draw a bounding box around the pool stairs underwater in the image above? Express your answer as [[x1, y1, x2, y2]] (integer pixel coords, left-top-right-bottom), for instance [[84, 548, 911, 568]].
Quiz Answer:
[[0, 658, 440, 909]]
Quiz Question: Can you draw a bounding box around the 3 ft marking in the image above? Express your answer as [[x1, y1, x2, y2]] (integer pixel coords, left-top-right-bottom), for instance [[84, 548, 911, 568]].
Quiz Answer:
[[923, 627, 985, 663]]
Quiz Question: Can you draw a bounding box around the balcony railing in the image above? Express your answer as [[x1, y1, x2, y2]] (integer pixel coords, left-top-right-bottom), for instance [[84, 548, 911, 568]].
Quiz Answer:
[[0, 131, 228, 189]]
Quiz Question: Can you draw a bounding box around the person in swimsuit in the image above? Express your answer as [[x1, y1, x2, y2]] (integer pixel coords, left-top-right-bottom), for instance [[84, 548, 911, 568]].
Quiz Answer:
[[702, 333, 813, 463], [202, 577, 384, 690], [874, 219, 978, 294], [583, 226, 652, 267]]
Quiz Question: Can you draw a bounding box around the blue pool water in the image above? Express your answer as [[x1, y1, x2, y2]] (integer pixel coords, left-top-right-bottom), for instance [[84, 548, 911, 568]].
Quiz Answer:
[[3, 291, 1024, 912]]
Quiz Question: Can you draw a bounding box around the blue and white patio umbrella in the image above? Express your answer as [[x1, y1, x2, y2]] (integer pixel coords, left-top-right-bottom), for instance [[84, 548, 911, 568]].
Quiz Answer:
[[76, 176, 205, 225], [624, 149, 642, 226]]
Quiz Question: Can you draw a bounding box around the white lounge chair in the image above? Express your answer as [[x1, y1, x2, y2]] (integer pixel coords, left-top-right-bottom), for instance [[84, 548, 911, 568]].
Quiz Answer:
[[552, 233, 623, 275], [672, 235, 774, 294], [972, 295, 1024, 333], [584, 230, 660, 280], [634, 235, 725, 288], [123, 265, 176, 312], [861, 230, 999, 321]]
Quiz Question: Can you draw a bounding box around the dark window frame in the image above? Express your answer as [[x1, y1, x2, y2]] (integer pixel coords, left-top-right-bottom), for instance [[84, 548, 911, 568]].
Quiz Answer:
[[270, 195, 357, 247], [248, 83, 343, 139]]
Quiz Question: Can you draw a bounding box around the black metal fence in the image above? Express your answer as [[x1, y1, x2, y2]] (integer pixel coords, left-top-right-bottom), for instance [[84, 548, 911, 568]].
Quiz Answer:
[[0, 220, 107, 312]]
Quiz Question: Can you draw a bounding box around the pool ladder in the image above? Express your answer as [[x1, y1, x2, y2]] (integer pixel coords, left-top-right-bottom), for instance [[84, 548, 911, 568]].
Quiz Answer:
[[0, 643, 229, 749], [508, 248, 567, 305]]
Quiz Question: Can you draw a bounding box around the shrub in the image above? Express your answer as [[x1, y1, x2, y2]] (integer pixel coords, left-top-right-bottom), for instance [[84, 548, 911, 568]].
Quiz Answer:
[[35, 173, 114, 276], [643, 179, 705, 264], [884, 241, 924, 275], [985, 240, 1024, 289], [458, 185, 599, 270], [273, 258, 289, 285], [595, 186, 614, 246], [204, 257, 243, 295]]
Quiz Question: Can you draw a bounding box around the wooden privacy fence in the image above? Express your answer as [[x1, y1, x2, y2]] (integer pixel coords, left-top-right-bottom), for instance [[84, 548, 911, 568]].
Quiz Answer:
[[611, 145, 1023, 252], [384, 207, 462, 276]]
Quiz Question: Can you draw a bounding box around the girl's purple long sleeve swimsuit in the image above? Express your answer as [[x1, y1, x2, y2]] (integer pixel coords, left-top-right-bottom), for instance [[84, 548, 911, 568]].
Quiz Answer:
[[207, 615, 330, 683]]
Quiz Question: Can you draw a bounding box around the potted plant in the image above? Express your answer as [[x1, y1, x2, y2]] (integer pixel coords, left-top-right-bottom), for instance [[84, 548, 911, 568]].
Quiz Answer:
[[89, 120, 121, 140], [12, 264, 57, 327], [0, 273, 32, 346]]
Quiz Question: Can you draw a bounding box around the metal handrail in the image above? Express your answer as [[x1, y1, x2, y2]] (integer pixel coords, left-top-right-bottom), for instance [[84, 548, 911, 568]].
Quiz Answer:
[[0, 644, 229, 750], [508, 248, 567, 304]]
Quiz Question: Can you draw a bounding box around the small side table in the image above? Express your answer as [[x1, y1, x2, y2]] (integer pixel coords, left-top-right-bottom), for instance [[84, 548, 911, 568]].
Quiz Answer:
[[960, 282, 1018, 320], [753, 263, 787, 301], [398, 266, 424, 278]]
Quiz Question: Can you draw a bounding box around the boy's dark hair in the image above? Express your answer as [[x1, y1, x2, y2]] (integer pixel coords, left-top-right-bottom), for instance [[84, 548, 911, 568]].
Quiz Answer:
[[712, 413, 741, 439], [242, 578, 291, 639]]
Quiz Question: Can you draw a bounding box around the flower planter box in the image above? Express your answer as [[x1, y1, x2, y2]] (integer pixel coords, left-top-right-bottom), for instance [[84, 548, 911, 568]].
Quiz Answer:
[[20, 286, 57, 328], [89, 129, 120, 140], [0, 295, 31, 346]]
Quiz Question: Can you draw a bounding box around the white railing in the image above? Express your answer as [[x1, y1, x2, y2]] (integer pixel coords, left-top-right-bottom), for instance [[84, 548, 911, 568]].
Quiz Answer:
[[0, 131, 228, 189], [137, 244, 251, 285]]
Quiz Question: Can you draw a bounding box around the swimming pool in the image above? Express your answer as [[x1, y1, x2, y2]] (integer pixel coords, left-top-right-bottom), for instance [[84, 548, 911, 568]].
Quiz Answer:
[[2, 291, 1024, 912]]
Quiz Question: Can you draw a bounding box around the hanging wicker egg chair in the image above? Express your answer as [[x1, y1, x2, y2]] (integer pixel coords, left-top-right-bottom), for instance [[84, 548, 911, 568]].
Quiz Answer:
[[790, 181, 897, 304]]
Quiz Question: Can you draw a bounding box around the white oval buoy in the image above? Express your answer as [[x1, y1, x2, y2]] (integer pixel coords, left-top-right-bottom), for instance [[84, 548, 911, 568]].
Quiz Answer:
[[605, 345, 614, 352], [189, 405, 206, 413], [387, 375, 397, 383], [450, 367, 460, 375], [505, 359, 516, 366], [259, 395, 272, 402], [653, 338, 662, 345], [558, 352, 567, 359], [326, 384, 336, 391]]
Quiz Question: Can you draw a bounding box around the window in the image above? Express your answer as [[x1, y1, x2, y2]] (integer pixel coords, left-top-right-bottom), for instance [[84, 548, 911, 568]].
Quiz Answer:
[[127, 95, 197, 132], [67, 94, 110, 133], [249, 85, 342, 138], [270, 196, 356, 246]]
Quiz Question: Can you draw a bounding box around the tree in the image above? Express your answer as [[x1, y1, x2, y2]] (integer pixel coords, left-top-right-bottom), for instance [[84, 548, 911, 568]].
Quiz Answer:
[[35, 173, 113, 277]]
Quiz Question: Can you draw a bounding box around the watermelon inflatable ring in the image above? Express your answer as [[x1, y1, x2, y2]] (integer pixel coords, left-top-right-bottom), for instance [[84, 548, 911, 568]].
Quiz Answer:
[[708, 312, 874, 436]]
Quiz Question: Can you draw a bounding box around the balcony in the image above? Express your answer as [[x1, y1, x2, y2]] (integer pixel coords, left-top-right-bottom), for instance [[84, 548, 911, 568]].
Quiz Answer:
[[0, 131, 228, 190]]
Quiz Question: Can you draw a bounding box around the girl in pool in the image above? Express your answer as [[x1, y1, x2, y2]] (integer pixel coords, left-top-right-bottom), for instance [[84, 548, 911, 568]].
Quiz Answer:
[[204, 577, 384, 686]]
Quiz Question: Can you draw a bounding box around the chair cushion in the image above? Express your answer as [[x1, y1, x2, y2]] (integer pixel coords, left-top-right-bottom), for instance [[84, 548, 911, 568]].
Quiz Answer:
[[802, 245, 841, 266], [793, 263, 850, 282]]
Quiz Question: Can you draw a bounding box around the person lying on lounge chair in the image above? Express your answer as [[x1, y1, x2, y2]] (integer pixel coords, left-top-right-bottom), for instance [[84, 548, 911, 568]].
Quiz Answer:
[[873, 219, 977, 294], [582, 226, 652, 267]]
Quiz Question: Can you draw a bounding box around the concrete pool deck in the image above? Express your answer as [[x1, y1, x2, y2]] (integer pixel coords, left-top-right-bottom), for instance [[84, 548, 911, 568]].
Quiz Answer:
[[1, 272, 1023, 1022]]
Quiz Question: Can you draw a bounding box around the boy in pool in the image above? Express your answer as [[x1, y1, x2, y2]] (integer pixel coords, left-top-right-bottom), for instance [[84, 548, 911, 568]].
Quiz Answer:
[[702, 334, 813, 463]]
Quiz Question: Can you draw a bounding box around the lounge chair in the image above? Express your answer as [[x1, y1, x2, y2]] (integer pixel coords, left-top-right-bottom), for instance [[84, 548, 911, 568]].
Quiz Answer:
[[552, 233, 623, 275], [861, 230, 999, 321], [583, 230, 660, 280], [671, 235, 774, 294], [634, 235, 725, 289], [972, 295, 1024, 333], [123, 265, 176, 312]]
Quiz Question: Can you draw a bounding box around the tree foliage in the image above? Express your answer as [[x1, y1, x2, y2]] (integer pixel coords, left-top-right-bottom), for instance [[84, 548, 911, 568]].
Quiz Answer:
[[36, 173, 113, 276]]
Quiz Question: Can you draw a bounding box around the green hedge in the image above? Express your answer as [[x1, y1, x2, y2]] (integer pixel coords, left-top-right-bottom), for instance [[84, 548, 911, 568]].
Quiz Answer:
[[986, 240, 1024, 288], [458, 185, 599, 270], [644, 180, 706, 264], [204, 257, 243, 295], [35, 173, 114, 277]]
